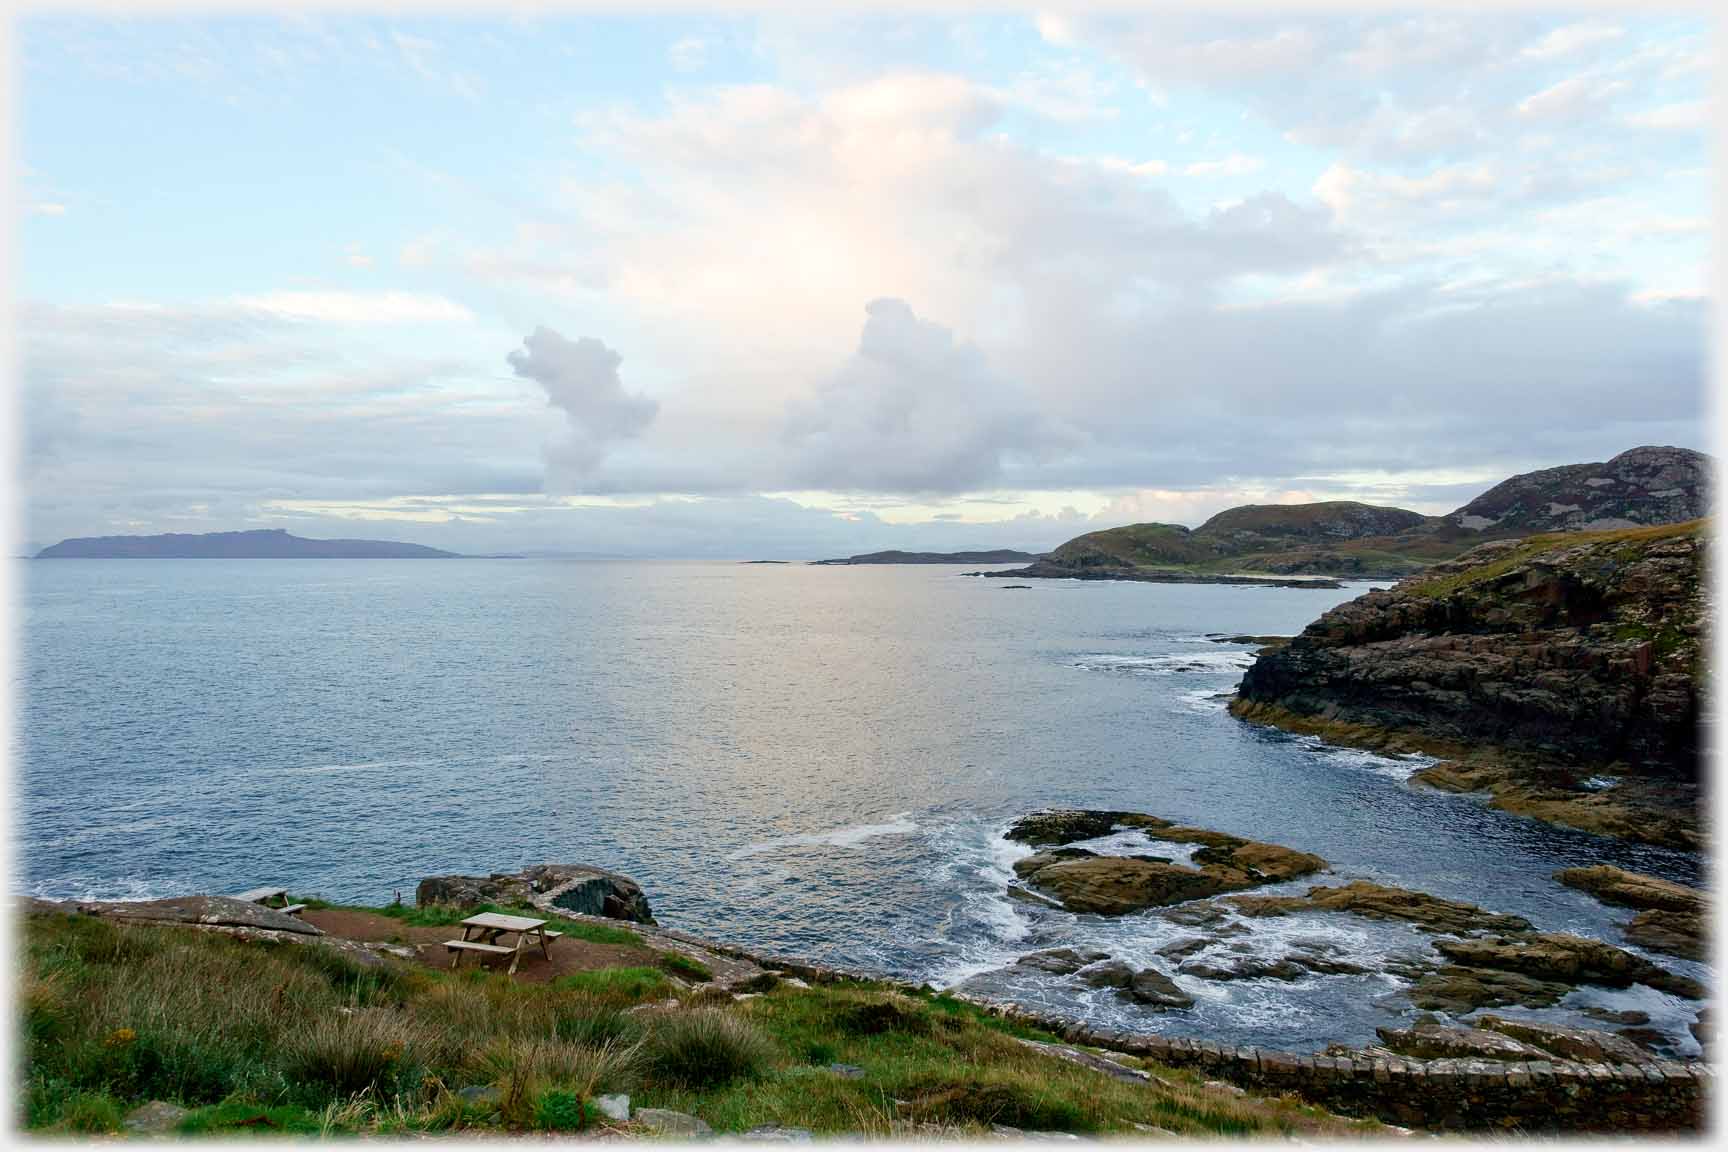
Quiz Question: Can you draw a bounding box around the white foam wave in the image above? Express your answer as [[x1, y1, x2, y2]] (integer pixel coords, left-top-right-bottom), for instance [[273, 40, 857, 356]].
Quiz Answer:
[[1292, 734, 1435, 781], [730, 813, 918, 859], [1072, 651, 1255, 676]]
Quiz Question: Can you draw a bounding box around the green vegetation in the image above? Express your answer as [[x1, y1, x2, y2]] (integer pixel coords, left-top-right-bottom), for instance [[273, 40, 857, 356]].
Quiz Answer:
[[370, 899, 644, 946], [1404, 519, 1703, 600], [655, 950, 714, 981], [19, 905, 1379, 1139]]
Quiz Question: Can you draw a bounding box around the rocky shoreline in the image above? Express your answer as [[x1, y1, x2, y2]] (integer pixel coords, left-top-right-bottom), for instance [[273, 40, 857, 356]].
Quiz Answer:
[[969, 562, 1343, 589], [1231, 520, 1707, 849], [24, 826, 1713, 1134]]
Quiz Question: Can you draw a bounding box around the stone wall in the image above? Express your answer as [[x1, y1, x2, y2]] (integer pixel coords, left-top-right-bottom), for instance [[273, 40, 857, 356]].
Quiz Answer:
[[744, 951, 1708, 1134]]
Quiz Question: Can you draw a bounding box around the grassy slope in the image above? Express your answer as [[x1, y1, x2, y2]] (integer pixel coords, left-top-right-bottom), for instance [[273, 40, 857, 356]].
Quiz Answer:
[[18, 905, 1379, 1139]]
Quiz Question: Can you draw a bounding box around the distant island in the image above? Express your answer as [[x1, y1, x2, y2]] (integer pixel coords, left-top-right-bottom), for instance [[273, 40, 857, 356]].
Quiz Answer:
[[35, 529, 460, 559], [812, 549, 1042, 565]]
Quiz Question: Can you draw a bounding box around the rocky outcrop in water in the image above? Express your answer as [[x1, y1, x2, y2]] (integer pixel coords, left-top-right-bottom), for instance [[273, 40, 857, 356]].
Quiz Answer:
[[1232, 520, 1707, 847], [415, 863, 656, 924], [1003, 810, 1326, 915], [1556, 865, 1707, 960]]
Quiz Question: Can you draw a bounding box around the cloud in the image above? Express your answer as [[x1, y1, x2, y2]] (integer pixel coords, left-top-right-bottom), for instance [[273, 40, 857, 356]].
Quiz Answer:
[[784, 298, 1054, 493], [507, 326, 659, 484], [27, 201, 68, 216], [1625, 100, 1707, 131], [1516, 73, 1627, 120], [668, 36, 707, 72], [1183, 153, 1263, 177], [235, 291, 473, 325], [1521, 21, 1624, 61]]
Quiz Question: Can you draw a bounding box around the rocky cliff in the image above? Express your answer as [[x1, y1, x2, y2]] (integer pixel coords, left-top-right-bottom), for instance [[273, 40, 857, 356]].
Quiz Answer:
[[1447, 446, 1708, 535], [1231, 520, 1707, 847]]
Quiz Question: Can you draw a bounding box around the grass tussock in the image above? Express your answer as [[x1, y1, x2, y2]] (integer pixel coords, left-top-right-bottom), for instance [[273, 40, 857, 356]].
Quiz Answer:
[[19, 906, 1381, 1139]]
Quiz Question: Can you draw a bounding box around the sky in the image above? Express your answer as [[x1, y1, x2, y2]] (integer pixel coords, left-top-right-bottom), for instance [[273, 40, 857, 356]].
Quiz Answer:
[[13, 7, 1714, 558]]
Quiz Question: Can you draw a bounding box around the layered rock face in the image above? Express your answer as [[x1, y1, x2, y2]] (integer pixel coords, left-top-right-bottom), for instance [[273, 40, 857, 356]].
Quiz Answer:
[[1233, 521, 1706, 781], [415, 863, 656, 924]]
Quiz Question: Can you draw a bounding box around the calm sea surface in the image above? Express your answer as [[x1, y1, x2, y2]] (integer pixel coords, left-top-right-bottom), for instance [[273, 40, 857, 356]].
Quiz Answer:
[[17, 559, 1708, 1053]]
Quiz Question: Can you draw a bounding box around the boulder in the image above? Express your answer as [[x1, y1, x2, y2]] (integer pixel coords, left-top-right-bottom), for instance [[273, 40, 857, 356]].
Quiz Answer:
[[593, 1094, 631, 1123], [123, 1101, 188, 1134], [634, 1108, 712, 1137], [1125, 967, 1195, 1009], [1376, 1016, 1549, 1061], [1073, 959, 1134, 989], [1156, 937, 1211, 961], [1014, 948, 1108, 975]]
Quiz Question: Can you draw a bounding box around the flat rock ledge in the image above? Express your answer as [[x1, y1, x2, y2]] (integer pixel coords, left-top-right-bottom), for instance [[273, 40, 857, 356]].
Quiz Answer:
[[1003, 810, 1326, 915]]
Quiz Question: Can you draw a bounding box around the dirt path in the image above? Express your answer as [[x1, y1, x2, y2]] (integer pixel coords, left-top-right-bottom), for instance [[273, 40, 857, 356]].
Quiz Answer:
[[299, 908, 770, 988]]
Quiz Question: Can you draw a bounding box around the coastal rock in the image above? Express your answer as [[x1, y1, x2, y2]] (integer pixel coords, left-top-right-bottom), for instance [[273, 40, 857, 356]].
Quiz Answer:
[[1408, 966, 1573, 1014], [73, 895, 322, 937], [1555, 865, 1706, 960], [1227, 880, 1531, 936], [1177, 956, 1305, 983], [1231, 520, 1706, 848], [1375, 1017, 1549, 1061], [1554, 865, 1704, 915], [415, 863, 655, 924], [1433, 933, 1703, 998], [1473, 1014, 1656, 1064], [1073, 959, 1133, 989], [1126, 967, 1195, 1009], [1015, 948, 1109, 975], [593, 1094, 631, 1123], [1003, 810, 1170, 846], [1004, 810, 1325, 915], [1156, 937, 1212, 961], [1623, 908, 1706, 961], [1013, 856, 1234, 915]]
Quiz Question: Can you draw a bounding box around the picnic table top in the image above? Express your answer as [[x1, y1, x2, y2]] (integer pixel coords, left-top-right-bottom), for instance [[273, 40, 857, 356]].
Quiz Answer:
[[236, 887, 287, 903], [461, 911, 547, 932]]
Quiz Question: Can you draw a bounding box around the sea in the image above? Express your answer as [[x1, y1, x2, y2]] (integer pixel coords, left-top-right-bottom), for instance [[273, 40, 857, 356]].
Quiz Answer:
[[16, 558, 1709, 1055]]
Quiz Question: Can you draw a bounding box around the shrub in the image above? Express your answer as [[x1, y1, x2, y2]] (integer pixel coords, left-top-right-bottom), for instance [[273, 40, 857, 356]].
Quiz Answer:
[[900, 1076, 1088, 1132], [534, 1089, 587, 1131], [285, 1009, 417, 1102], [551, 1001, 643, 1049], [639, 1008, 773, 1088], [834, 994, 932, 1037], [55, 1090, 125, 1133], [656, 952, 713, 982]]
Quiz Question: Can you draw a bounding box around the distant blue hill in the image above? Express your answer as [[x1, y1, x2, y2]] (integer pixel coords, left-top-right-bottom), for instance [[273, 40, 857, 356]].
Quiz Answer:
[[35, 528, 460, 559]]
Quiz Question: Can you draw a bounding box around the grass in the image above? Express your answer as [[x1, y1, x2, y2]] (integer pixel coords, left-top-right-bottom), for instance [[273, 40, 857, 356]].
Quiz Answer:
[[1404, 518, 1703, 600], [365, 899, 647, 947], [656, 950, 714, 981], [18, 905, 1382, 1139]]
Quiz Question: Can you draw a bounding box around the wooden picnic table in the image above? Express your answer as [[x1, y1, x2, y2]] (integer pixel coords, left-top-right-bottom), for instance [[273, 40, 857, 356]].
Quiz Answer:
[[447, 912, 560, 975]]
